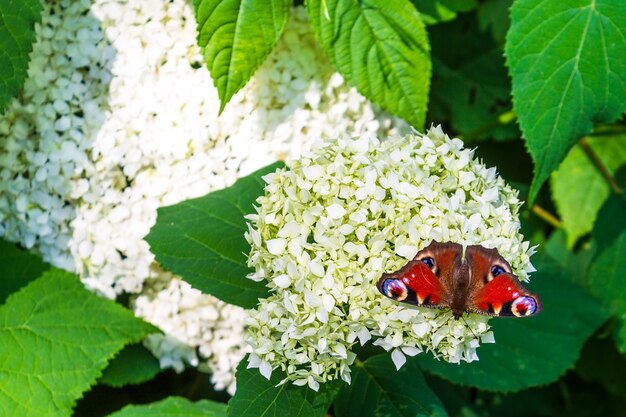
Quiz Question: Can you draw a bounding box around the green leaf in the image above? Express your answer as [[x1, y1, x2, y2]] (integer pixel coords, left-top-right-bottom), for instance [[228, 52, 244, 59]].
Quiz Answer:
[[0, 239, 50, 303], [417, 255, 608, 392], [194, 0, 291, 112], [0, 0, 42, 113], [551, 135, 626, 246], [577, 335, 626, 402], [589, 211, 626, 353], [543, 230, 593, 287], [506, 0, 626, 202], [334, 354, 448, 417], [146, 162, 284, 309], [228, 358, 334, 417], [411, 0, 478, 25], [428, 15, 517, 141], [477, 0, 513, 44], [107, 397, 227, 417], [0, 269, 155, 417], [99, 344, 162, 388], [307, 0, 431, 129], [591, 194, 626, 254], [427, 374, 566, 417]]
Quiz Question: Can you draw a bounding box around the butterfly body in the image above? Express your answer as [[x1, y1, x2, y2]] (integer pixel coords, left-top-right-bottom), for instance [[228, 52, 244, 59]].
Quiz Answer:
[[377, 241, 541, 319]]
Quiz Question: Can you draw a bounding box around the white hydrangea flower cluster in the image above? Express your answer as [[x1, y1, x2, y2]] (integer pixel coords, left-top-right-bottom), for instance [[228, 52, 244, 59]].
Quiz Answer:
[[245, 127, 536, 390], [0, 0, 404, 393], [0, 0, 113, 271]]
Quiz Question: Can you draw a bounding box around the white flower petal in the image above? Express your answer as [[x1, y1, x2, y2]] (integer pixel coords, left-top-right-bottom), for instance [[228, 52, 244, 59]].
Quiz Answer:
[[267, 238, 287, 255], [391, 349, 407, 370], [259, 361, 273, 380]]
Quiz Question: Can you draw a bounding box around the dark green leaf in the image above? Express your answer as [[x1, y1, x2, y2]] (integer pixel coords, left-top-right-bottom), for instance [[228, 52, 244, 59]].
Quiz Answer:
[[0, 0, 43, 112], [194, 0, 291, 112], [307, 0, 431, 129], [0, 239, 50, 303], [107, 396, 227, 417], [543, 230, 593, 287], [429, 15, 517, 141], [0, 269, 156, 416], [427, 373, 566, 417], [100, 344, 162, 388], [334, 354, 448, 417], [551, 135, 626, 247], [577, 335, 626, 401], [411, 0, 477, 25], [589, 210, 626, 352], [228, 358, 334, 417], [591, 194, 626, 254], [506, 0, 626, 202], [146, 162, 283, 309], [417, 255, 608, 392], [477, 0, 513, 44]]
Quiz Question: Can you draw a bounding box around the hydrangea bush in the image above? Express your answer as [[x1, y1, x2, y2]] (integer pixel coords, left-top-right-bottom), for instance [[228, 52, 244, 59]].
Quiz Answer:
[[244, 127, 535, 389], [1, 0, 623, 415], [0, 0, 403, 394]]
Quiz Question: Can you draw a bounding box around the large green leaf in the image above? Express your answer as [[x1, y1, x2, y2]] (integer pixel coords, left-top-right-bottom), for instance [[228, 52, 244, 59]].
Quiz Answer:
[[146, 162, 283, 309], [107, 397, 227, 417], [506, 0, 626, 202], [228, 358, 335, 417], [307, 0, 431, 129], [0, 239, 50, 303], [334, 354, 448, 417], [0, 0, 42, 112], [417, 255, 608, 392], [551, 135, 626, 247], [0, 269, 155, 416], [99, 344, 162, 388], [411, 0, 477, 25], [194, 0, 291, 112]]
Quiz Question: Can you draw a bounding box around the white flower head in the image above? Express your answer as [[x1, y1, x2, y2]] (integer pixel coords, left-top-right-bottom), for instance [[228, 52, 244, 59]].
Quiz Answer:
[[245, 126, 534, 389]]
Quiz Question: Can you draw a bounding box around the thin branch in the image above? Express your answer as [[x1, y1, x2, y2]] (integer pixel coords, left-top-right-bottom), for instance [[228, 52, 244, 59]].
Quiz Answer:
[[588, 123, 626, 137], [531, 205, 562, 229], [579, 138, 623, 194], [461, 110, 517, 142]]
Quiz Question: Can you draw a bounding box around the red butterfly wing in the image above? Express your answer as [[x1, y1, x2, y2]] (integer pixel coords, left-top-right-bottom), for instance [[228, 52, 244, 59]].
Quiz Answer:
[[376, 241, 462, 310], [464, 245, 541, 317], [470, 273, 542, 317]]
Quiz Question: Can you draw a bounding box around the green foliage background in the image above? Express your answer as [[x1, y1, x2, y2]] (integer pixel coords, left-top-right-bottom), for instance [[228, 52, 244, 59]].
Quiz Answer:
[[1, 0, 626, 416]]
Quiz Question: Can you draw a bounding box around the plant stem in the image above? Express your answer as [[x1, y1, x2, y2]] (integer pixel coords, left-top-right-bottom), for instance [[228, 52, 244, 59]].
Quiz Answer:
[[579, 138, 623, 194], [462, 110, 517, 142], [588, 123, 626, 137], [531, 205, 562, 229]]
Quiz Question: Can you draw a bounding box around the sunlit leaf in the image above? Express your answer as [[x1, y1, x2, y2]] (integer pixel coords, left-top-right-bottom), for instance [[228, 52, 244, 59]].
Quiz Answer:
[[0, 270, 155, 416], [307, 0, 431, 129], [506, 0, 626, 202]]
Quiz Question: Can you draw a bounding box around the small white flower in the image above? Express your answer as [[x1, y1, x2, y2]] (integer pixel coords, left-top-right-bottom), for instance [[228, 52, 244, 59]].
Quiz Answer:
[[327, 204, 347, 219], [267, 238, 288, 255]]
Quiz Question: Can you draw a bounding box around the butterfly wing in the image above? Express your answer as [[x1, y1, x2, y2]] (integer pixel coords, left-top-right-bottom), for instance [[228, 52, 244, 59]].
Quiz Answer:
[[465, 245, 541, 317], [376, 241, 462, 310]]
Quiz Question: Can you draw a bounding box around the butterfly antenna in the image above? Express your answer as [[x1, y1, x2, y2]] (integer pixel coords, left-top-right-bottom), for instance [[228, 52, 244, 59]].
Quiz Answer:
[[434, 309, 453, 328], [461, 315, 479, 340]]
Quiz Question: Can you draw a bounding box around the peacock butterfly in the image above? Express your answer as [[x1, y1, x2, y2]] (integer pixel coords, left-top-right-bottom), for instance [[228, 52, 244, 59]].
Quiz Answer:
[[376, 240, 541, 319]]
